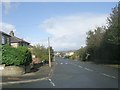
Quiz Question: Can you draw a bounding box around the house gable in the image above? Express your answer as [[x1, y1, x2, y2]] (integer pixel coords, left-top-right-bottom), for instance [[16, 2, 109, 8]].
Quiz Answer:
[[0, 31, 11, 45]]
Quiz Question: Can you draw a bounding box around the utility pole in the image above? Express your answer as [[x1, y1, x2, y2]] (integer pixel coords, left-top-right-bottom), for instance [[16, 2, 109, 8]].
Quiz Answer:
[[48, 37, 51, 67]]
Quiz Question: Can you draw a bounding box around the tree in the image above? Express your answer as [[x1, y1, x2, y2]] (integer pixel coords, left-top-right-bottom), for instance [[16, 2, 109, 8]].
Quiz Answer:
[[32, 44, 49, 62], [72, 46, 87, 61], [86, 26, 105, 61], [85, 2, 120, 63], [71, 2, 119, 64], [106, 2, 120, 45], [32, 44, 54, 62]]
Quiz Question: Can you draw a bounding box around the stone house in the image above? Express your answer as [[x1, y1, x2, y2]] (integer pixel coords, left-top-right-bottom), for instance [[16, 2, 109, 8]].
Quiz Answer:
[[9, 31, 30, 48]]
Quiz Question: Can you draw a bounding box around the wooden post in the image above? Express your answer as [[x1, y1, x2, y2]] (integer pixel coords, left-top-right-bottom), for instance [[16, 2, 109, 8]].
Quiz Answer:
[[48, 37, 51, 67]]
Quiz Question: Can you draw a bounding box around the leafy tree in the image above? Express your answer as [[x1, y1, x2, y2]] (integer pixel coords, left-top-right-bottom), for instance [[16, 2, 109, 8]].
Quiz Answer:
[[78, 47, 87, 61], [84, 2, 120, 63], [106, 2, 120, 45], [32, 44, 54, 62], [86, 26, 105, 61], [71, 46, 87, 61]]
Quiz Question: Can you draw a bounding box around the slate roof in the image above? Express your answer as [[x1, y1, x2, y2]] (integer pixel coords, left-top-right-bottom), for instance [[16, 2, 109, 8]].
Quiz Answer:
[[0, 31, 30, 44], [0, 31, 11, 37], [10, 36, 30, 44]]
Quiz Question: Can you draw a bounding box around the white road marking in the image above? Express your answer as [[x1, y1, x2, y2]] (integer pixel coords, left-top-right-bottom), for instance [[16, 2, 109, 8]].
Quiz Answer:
[[65, 63, 68, 64], [78, 65, 83, 68], [48, 79, 52, 82], [101, 73, 116, 79], [60, 63, 63, 64], [48, 79, 55, 87], [1, 77, 48, 85], [111, 76, 116, 79], [84, 68, 93, 71]]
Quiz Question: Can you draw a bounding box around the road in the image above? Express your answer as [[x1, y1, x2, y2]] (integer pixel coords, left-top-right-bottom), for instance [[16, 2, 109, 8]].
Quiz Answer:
[[2, 57, 118, 88]]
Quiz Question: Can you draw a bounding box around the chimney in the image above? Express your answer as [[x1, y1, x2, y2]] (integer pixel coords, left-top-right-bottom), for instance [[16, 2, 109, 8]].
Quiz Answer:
[[9, 31, 14, 37]]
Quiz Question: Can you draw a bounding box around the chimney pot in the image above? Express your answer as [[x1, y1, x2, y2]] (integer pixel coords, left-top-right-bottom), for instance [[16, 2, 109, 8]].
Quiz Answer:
[[9, 31, 14, 37]]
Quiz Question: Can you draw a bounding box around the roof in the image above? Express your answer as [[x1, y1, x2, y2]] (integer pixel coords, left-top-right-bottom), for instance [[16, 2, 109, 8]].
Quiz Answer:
[[0, 31, 30, 44], [10, 36, 30, 44], [0, 31, 11, 37]]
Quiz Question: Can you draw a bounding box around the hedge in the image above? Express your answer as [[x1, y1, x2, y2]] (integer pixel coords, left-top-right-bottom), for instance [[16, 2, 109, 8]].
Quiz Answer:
[[2, 45, 32, 66]]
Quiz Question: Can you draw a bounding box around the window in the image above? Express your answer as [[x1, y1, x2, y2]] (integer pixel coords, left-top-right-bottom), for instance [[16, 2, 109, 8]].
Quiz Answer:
[[2, 35, 9, 45], [2, 36, 5, 44]]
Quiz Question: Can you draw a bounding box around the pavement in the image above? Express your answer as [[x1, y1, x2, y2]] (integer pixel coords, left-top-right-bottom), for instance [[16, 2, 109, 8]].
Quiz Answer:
[[1, 63, 52, 85]]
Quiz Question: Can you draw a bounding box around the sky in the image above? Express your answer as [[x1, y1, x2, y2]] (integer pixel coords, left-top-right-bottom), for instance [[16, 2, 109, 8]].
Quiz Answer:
[[1, 2, 118, 51]]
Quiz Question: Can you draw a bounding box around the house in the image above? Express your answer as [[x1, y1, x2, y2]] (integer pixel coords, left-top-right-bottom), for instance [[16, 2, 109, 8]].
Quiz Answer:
[[0, 31, 11, 45], [9, 31, 30, 48], [65, 51, 74, 56]]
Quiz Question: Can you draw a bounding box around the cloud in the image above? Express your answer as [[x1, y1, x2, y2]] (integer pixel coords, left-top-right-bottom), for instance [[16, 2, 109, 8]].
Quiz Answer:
[[40, 14, 108, 51], [0, 22, 16, 34]]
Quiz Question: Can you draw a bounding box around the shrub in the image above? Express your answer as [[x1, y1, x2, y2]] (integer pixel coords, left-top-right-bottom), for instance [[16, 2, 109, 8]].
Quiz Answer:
[[2, 45, 32, 66]]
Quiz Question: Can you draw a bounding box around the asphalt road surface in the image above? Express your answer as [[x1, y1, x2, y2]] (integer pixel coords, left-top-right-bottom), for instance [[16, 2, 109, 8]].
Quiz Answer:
[[2, 57, 118, 88]]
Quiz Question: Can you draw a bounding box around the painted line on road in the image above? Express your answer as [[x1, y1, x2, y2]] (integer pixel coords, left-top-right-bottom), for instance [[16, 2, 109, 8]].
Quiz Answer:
[[78, 65, 83, 68], [101, 73, 116, 79], [1, 77, 49, 85], [111, 76, 116, 79], [60, 63, 63, 64], [84, 68, 93, 72], [65, 63, 68, 64], [48, 79, 55, 87]]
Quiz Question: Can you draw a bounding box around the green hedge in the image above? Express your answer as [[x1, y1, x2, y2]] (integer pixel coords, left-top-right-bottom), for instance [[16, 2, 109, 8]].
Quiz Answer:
[[2, 45, 32, 66]]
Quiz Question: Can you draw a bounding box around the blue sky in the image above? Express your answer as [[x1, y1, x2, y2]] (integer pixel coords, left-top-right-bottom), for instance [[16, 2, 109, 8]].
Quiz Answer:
[[1, 2, 117, 51]]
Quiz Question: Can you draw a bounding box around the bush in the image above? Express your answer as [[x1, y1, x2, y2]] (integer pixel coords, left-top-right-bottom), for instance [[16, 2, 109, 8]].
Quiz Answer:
[[2, 45, 32, 66]]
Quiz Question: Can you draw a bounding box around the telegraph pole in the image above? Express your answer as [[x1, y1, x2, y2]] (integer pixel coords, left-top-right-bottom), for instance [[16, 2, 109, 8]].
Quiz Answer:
[[48, 37, 51, 67]]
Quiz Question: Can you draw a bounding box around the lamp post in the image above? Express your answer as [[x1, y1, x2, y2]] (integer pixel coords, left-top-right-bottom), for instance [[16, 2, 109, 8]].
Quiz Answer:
[[48, 37, 51, 67]]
